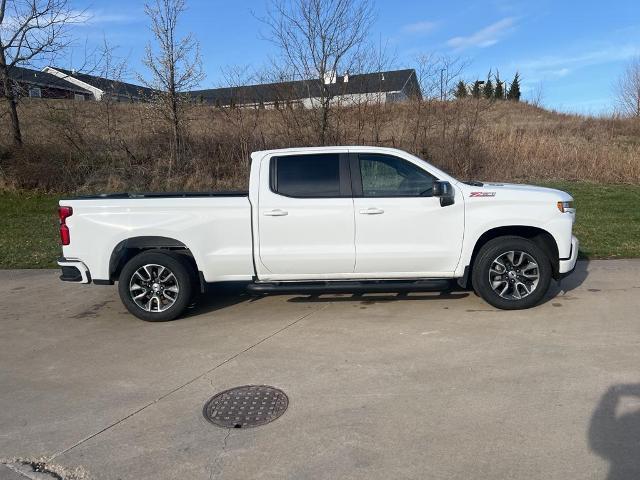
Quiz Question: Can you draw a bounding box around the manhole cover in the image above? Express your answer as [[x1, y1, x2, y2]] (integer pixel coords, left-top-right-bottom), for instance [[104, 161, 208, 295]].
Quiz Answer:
[[203, 385, 289, 428]]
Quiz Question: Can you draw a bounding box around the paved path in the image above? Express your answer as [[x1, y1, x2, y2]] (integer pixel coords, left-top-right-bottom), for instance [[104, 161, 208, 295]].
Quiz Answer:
[[1, 261, 639, 479]]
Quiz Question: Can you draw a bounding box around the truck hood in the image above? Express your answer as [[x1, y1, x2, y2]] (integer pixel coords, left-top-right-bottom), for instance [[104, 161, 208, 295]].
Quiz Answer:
[[461, 182, 573, 201]]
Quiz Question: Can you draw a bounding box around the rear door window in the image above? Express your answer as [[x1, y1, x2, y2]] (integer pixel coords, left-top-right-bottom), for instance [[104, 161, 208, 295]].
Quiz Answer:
[[270, 154, 345, 197]]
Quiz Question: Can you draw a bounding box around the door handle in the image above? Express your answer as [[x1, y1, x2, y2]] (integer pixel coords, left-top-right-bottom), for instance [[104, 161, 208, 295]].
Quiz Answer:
[[263, 209, 289, 216], [359, 208, 384, 215]]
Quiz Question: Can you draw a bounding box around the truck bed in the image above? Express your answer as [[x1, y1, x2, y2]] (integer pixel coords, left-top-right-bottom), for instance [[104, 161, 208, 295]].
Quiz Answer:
[[60, 193, 254, 282], [66, 191, 248, 200]]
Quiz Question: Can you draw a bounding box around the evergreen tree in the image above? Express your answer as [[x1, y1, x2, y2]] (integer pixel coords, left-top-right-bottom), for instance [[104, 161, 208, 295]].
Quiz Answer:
[[494, 71, 504, 99], [471, 80, 483, 98], [507, 72, 521, 101], [483, 71, 494, 99], [454, 80, 468, 99]]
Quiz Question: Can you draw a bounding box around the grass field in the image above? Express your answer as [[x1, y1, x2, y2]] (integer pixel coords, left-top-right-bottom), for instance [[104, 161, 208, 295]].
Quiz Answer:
[[1, 182, 639, 269], [541, 182, 640, 259], [1, 192, 60, 269]]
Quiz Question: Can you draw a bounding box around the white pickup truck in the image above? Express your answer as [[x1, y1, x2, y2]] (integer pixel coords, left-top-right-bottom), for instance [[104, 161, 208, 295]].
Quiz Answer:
[[57, 146, 578, 321]]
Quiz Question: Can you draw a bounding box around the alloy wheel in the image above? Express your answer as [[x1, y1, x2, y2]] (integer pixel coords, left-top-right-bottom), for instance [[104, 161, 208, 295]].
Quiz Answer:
[[488, 250, 540, 300], [129, 264, 180, 312]]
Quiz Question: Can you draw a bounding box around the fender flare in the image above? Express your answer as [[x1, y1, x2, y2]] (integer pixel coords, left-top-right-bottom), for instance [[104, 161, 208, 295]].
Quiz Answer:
[[108, 236, 190, 281]]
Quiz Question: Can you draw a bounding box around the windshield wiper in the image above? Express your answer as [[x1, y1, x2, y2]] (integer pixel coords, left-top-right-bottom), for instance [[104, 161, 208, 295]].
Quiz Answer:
[[464, 180, 484, 187]]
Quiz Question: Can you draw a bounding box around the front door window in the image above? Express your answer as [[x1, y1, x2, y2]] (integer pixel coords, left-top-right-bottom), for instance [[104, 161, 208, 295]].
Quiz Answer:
[[359, 154, 436, 197]]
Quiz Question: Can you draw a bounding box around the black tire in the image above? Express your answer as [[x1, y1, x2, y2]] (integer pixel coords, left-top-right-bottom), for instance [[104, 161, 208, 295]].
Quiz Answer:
[[471, 236, 552, 310], [118, 250, 194, 321]]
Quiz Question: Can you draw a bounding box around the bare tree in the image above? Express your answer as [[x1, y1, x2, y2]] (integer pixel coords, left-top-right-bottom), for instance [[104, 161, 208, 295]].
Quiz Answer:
[[528, 81, 545, 108], [0, 0, 81, 146], [409, 53, 469, 151], [415, 53, 468, 101], [140, 0, 204, 170], [263, 0, 375, 144], [92, 38, 139, 163], [348, 38, 395, 145], [615, 56, 640, 117]]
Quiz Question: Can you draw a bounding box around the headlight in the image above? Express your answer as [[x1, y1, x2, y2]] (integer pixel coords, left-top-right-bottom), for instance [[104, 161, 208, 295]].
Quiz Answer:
[[557, 200, 575, 213]]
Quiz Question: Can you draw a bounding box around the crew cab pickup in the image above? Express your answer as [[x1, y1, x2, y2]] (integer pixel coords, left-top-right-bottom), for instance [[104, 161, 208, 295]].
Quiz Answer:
[[57, 147, 579, 321]]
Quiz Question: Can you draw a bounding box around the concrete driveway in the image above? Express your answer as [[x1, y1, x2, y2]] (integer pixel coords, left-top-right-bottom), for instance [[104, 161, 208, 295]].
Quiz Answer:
[[1, 260, 639, 480]]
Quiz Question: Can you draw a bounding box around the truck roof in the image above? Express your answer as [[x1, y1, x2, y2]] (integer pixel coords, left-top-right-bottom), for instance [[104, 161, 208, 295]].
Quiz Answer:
[[250, 146, 457, 184], [251, 146, 408, 158]]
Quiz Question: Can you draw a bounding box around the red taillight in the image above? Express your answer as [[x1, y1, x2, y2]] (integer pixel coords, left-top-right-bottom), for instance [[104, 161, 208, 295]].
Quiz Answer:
[[58, 206, 73, 245], [60, 224, 70, 245], [59, 206, 73, 222]]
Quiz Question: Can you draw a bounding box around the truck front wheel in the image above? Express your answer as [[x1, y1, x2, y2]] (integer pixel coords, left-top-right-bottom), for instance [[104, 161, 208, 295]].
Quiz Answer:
[[471, 236, 552, 310], [118, 251, 194, 321]]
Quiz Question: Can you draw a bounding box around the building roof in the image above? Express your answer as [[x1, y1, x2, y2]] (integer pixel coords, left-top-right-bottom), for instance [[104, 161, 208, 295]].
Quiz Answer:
[[189, 69, 421, 105], [49, 67, 158, 99], [8, 66, 91, 94]]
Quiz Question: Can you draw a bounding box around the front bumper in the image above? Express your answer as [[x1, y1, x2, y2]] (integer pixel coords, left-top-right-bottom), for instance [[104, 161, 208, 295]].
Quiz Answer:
[[559, 235, 579, 274], [57, 257, 91, 283]]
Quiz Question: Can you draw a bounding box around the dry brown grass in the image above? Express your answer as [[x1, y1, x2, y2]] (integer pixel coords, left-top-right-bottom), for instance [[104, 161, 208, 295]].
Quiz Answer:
[[1, 97, 639, 193]]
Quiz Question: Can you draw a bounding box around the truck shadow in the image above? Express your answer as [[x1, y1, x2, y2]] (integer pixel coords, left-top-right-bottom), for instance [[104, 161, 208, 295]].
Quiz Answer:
[[542, 259, 590, 304], [589, 383, 640, 479], [185, 261, 589, 315], [184, 283, 255, 318], [184, 285, 469, 317], [286, 290, 470, 304]]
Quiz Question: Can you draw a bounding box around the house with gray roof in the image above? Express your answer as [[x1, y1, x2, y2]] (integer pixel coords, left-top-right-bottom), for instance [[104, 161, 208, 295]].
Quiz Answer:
[[16, 67, 421, 108], [188, 69, 421, 108], [3, 66, 92, 100], [42, 67, 158, 101]]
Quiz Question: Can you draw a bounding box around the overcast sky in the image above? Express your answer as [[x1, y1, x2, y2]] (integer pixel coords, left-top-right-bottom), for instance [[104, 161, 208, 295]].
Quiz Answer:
[[63, 0, 640, 114]]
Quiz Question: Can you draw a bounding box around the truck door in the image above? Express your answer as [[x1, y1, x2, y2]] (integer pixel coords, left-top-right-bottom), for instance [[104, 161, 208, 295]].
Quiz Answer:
[[257, 153, 355, 278], [351, 153, 464, 276]]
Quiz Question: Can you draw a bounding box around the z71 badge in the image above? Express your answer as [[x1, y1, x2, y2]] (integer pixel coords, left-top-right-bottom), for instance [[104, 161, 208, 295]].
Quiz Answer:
[[470, 191, 496, 197]]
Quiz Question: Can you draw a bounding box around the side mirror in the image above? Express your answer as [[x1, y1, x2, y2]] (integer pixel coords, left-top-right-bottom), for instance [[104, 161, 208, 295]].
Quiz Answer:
[[433, 180, 455, 207]]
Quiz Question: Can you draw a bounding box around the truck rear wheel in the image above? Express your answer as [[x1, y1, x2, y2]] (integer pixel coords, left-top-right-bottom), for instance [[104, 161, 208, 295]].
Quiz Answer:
[[472, 236, 552, 310], [118, 251, 194, 321]]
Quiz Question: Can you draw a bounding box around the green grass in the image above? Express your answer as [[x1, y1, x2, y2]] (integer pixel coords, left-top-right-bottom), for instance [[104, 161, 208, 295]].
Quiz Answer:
[[0, 192, 60, 268], [540, 182, 640, 259], [1, 182, 639, 269]]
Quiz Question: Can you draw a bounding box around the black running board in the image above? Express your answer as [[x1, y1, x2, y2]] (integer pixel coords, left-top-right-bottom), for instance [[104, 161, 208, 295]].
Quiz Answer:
[[246, 279, 452, 295]]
